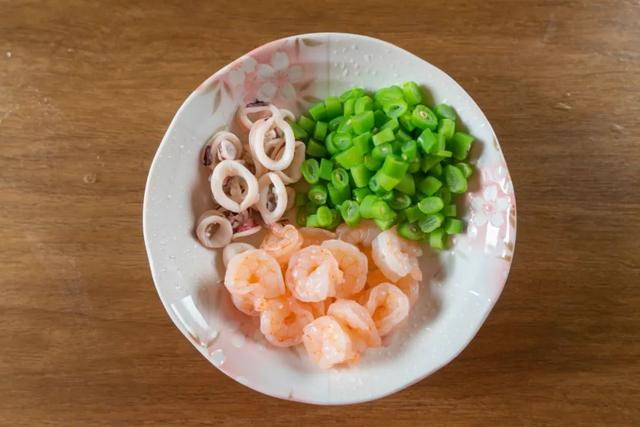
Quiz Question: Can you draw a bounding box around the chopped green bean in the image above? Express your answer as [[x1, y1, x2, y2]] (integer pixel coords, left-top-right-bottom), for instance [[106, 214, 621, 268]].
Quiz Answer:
[[455, 162, 474, 178], [352, 111, 375, 134], [448, 132, 474, 160], [308, 183, 328, 205], [401, 81, 423, 106], [309, 102, 327, 121], [417, 176, 442, 196], [374, 86, 403, 105], [398, 113, 415, 132], [371, 142, 393, 161], [418, 196, 444, 214], [438, 118, 455, 140], [329, 116, 345, 131], [343, 98, 355, 117], [418, 214, 444, 233], [354, 96, 373, 114], [400, 139, 418, 162], [411, 105, 438, 130], [316, 205, 333, 227], [380, 117, 399, 132], [352, 132, 372, 153], [442, 204, 457, 217], [339, 200, 361, 226], [359, 194, 380, 219], [327, 182, 350, 206], [397, 222, 425, 240], [333, 133, 352, 151], [396, 128, 412, 143], [313, 121, 328, 141], [318, 158, 334, 181], [331, 167, 350, 191], [297, 115, 316, 134], [405, 205, 425, 223], [372, 127, 395, 146], [306, 139, 328, 158], [444, 164, 468, 193], [429, 228, 446, 249], [389, 192, 412, 210], [350, 164, 372, 188], [306, 213, 319, 227], [395, 174, 415, 195], [340, 87, 365, 102], [296, 207, 308, 226], [381, 155, 409, 179], [383, 99, 408, 118], [434, 103, 456, 121], [364, 153, 383, 171], [334, 145, 365, 169], [288, 121, 308, 141], [444, 218, 463, 234], [353, 187, 372, 203], [417, 128, 436, 153], [301, 158, 320, 184]]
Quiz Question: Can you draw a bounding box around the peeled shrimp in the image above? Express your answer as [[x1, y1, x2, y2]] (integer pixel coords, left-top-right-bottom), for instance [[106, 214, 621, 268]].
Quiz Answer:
[[336, 220, 380, 247], [222, 242, 255, 267], [285, 245, 343, 302], [309, 298, 334, 318], [327, 299, 381, 351], [395, 274, 420, 308], [257, 172, 287, 224], [224, 249, 285, 299], [259, 297, 314, 347], [195, 210, 233, 249], [260, 223, 303, 265], [230, 292, 260, 317], [211, 160, 259, 212], [320, 240, 368, 298], [299, 227, 336, 247], [302, 316, 358, 368], [371, 227, 423, 281], [202, 131, 243, 169], [363, 283, 410, 336]]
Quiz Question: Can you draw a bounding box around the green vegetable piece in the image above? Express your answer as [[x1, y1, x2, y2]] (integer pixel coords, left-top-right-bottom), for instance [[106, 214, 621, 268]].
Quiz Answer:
[[372, 171, 401, 192], [329, 116, 345, 131], [343, 98, 355, 118], [301, 158, 320, 184], [397, 222, 425, 240], [389, 192, 412, 210], [400, 139, 418, 162], [306, 213, 320, 227], [324, 96, 343, 119], [353, 187, 372, 203], [444, 164, 468, 193], [443, 204, 457, 217], [374, 86, 403, 105], [308, 184, 328, 205], [331, 167, 350, 191], [372, 127, 395, 146], [334, 145, 365, 169], [448, 132, 475, 160], [364, 153, 383, 171], [438, 118, 455, 140], [417, 128, 437, 153], [408, 159, 421, 174], [419, 214, 444, 233], [395, 174, 415, 195], [444, 218, 463, 234], [401, 81, 423, 106], [455, 162, 474, 178], [417, 176, 443, 196], [296, 207, 308, 226], [354, 96, 374, 114], [429, 228, 446, 249], [352, 132, 372, 153], [316, 205, 333, 227], [395, 128, 412, 143], [383, 99, 409, 118], [309, 102, 327, 121], [318, 158, 334, 181], [434, 103, 456, 121], [325, 132, 340, 155], [359, 194, 380, 219], [313, 121, 328, 141], [297, 115, 316, 134], [374, 217, 396, 231], [306, 139, 328, 158], [380, 117, 399, 132], [398, 112, 416, 132], [373, 109, 388, 127], [351, 111, 375, 134], [340, 87, 365, 102], [411, 105, 438, 130], [339, 200, 361, 226], [418, 196, 444, 214], [288, 120, 308, 141], [371, 142, 393, 161], [350, 164, 372, 188], [405, 205, 425, 223], [381, 155, 409, 179], [327, 182, 350, 206], [333, 133, 352, 151]]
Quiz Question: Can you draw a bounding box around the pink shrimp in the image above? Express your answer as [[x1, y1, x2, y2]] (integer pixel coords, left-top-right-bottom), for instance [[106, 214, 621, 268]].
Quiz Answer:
[[327, 299, 381, 352], [260, 223, 303, 265], [302, 316, 358, 368], [224, 249, 285, 299], [259, 297, 314, 347], [299, 227, 336, 247], [363, 283, 410, 336], [395, 275, 420, 308], [371, 227, 423, 281], [320, 239, 368, 298], [285, 245, 343, 302]]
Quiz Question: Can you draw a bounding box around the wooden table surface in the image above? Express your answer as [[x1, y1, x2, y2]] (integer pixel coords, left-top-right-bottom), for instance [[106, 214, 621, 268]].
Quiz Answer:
[[2, 1, 639, 425]]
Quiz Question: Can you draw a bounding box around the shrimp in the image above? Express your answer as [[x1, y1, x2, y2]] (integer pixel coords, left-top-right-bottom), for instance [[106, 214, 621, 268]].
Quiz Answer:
[[395, 275, 420, 308], [299, 227, 336, 247], [302, 316, 358, 368], [336, 220, 380, 247], [363, 283, 410, 336], [260, 223, 303, 265], [285, 245, 343, 302], [230, 292, 260, 317], [224, 249, 285, 299], [371, 227, 423, 281], [309, 298, 334, 318], [327, 299, 381, 351], [222, 242, 255, 267], [320, 240, 368, 298], [366, 268, 391, 289], [259, 297, 314, 347]]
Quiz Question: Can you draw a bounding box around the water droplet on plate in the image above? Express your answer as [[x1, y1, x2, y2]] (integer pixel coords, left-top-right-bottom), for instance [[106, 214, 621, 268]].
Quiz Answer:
[[231, 333, 246, 348], [210, 349, 225, 366]]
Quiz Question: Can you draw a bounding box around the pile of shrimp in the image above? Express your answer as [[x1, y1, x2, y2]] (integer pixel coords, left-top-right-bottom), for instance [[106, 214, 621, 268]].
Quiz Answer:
[[223, 221, 423, 368], [195, 102, 305, 249]]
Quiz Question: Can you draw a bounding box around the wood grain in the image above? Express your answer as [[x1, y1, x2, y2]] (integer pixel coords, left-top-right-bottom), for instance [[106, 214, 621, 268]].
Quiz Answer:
[[1, 0, 639, 425]]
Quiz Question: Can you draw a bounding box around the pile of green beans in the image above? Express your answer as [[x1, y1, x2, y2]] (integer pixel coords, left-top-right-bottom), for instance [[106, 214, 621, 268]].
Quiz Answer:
[[291, 82, 475, 249]]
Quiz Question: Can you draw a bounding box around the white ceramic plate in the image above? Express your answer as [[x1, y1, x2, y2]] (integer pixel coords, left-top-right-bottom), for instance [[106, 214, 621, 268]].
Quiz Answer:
[[143, 33, 516, 405]]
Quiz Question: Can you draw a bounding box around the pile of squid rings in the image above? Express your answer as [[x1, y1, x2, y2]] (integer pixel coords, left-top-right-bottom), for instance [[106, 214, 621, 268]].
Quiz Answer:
[[196, 102, 306, 249]]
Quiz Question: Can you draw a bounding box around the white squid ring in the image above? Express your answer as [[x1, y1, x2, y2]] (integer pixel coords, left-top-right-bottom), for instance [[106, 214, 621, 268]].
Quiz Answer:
[[201, 131, 243, 169], [249, 116, 295, 171], [274, 140, 306, 184], [211, 160, 259, 213], [195, 210, 233, 249], [257, 172, 288, 225]]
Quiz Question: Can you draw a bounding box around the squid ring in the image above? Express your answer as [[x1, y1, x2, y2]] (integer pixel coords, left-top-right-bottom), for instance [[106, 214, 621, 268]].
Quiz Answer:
[[195, 210, 233, 249], [249, 117, 295, 171], [201, 131, 243, 169], [211, 160, 259, 212], [274, 140, 306, 184], [257, 172, 288, 225]]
